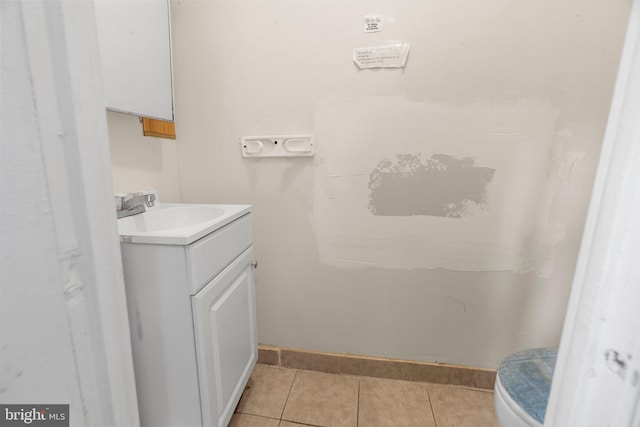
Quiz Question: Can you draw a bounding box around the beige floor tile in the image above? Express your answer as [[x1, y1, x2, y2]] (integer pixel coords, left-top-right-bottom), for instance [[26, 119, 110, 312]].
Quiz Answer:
[[358, 377, 436, 427], [236, 364, 297, 419], [229, 413, 280, 427], [282, 370, 358, 427], [278, 422, 309, 427], [428, 384, 498, 427]]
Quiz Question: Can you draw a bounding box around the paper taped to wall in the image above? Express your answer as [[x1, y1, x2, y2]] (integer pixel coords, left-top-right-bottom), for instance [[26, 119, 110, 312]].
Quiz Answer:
[[354, 41, 409, 69]]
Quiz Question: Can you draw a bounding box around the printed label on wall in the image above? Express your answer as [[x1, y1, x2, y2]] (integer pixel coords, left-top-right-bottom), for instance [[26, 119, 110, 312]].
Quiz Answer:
[[364, 14, 383, 33], [354, 41, 409, 69]]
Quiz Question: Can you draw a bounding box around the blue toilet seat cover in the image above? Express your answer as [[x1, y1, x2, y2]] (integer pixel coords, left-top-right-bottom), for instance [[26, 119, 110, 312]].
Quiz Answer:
[[497, 348, 558, 424]]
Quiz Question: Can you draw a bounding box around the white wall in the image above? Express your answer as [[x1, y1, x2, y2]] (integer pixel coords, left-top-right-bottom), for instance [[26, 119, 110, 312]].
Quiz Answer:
[[168, 0, 631, 368], [108, 111, 181, 202]]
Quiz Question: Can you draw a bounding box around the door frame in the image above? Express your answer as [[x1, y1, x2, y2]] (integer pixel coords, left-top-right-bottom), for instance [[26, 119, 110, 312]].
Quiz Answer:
[[17, 0, 140, 424], [545, 1, 640, 425]]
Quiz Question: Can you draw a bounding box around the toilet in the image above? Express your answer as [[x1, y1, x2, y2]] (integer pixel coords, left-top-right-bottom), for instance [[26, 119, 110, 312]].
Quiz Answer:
[[494, 348, 558, 427]]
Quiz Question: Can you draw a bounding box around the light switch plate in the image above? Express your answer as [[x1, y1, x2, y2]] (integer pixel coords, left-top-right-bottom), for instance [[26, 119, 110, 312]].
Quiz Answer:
[[240, 134, 315, 158]]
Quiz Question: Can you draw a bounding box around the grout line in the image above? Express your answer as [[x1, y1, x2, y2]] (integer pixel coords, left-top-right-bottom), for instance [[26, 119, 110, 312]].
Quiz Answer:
[[280, 369, 298, 420], [425, 384, 438, 427], [356, 379, 361, 427], [242, 413, 282, 421], [279, 421, 325, 427]]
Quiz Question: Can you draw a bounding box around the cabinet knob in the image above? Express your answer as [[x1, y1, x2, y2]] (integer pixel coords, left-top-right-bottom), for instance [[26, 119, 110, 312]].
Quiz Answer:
[[252, 260, 258, 269]]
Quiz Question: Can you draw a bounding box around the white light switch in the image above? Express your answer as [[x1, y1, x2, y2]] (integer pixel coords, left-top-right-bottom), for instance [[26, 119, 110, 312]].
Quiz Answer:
[[240, 135, 314, 158]]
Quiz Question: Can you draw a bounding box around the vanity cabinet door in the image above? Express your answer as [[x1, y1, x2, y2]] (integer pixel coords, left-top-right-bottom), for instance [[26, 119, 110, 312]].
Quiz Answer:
[[192, 247, 257, 427], [94, 0, 174, 120]]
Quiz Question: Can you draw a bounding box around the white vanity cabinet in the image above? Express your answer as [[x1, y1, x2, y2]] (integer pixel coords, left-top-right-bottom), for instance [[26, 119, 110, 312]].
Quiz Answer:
[[192, 247, 256, 426], [119, 208, 257, 427], [95, 0, 174, 120]]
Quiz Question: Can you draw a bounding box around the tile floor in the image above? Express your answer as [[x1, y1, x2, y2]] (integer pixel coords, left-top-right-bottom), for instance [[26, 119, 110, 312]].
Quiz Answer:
[[230, 364, 498, 427]]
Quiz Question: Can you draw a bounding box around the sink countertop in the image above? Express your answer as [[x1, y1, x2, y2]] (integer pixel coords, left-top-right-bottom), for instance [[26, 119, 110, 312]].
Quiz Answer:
[[117, 203, 251, 245]]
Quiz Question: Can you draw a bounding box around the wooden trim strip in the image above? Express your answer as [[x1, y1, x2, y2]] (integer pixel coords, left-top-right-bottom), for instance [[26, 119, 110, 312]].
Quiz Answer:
[[142, 117, 176, 139]]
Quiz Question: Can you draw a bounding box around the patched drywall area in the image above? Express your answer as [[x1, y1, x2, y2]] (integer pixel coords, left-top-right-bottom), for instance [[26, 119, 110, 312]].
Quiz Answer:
[[368, 153, 496, 218], [313, 96, 574, 275]]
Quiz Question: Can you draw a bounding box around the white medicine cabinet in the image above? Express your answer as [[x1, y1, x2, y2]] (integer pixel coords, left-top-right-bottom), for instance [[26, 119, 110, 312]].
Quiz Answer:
[[94, 0, 174, 121]]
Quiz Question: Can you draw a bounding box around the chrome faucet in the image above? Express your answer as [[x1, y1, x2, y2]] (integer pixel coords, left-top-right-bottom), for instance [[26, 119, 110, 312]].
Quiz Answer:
[[115, 192, 156, 219]]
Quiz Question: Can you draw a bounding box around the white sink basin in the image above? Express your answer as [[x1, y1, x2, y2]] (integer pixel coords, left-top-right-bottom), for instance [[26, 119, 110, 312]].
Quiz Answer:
[[118, 203, 251, 245]]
